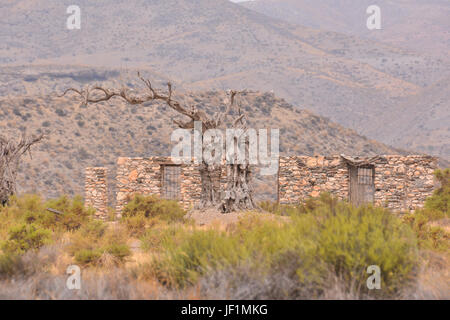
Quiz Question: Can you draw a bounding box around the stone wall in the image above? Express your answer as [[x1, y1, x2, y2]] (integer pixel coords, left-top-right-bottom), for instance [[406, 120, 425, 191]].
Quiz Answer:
[[278, 155, 437, 211], [279, 156, 349, 203], [84, 167, 108, 219], [115, 157, 204, 214], [85, 155, 438, 217]]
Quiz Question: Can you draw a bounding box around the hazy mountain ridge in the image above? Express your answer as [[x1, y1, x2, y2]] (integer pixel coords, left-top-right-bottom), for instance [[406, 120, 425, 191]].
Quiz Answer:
[[238, 0, 450, 160], [0, 0, 448, 166], [240, 0, 450, 58]]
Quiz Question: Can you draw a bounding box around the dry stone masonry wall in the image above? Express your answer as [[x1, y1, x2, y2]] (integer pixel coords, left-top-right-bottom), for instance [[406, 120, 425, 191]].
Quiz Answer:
[[85, 155, 438, 217], [115, 157, 203, 214], [84, 167, 108, 219], [278, 155, 437, 211]]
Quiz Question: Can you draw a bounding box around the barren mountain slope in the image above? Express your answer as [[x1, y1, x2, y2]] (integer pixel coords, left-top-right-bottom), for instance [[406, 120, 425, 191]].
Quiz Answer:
[[376, 77, 450, 158], [1, 0, 448, 160], [240, 0, 450, 57]]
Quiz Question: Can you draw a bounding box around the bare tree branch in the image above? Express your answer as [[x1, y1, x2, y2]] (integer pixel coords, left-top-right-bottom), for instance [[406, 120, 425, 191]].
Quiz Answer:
[[59, 72, 256, 213], [0, 133, 44, 205]]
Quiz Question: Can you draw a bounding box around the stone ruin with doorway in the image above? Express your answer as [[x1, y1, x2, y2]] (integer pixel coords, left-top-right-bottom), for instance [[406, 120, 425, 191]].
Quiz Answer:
[[85, 155, 438, 219]]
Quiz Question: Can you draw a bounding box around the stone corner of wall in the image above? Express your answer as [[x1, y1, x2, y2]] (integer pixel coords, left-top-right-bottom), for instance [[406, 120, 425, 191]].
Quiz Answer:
[[85, 167, 108, 219]]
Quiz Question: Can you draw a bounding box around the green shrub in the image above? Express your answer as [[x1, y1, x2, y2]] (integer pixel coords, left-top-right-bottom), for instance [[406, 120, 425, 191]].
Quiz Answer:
[[150, 197, 419, 297], [103, 243, 131, 262], [45, 195, 94, 231], [0, 194, 94, 234], [401, 169, 449, 251], [259, 201, 302, 216], [315, 203, 418, 295], [80, 220, 107, 239], [73, 244, 131, 266], [121, 195, 185, 222], [74, 248, 102, 265], [0, 252, 21, 277], [121, 195, 186, 236], [140, 222, 182, 252], [122, 215, 147, 236], [68, 221, 131, 267], [150, 228, 244, 287], [260, 193, 340, 217], [424, 169, 449, 214], [1, 223, 52, 255], [403, 211, 449, 251]]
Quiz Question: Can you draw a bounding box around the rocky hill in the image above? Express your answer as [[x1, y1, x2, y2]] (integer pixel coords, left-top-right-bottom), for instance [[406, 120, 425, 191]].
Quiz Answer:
[[1, 0, 448, 159]]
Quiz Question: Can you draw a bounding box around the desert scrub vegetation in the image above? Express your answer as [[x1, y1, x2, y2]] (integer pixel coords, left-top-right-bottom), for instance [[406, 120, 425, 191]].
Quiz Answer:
[[121, 194, 186, 236], [0, 194, 96, 276], [67, 220, 131, 267], [147, 195, 419, 299], [403, 169, 449, 251], [424, 169, 449, 214], [0, 194, 130, 275], [0, 192, 448, 299], [0, 194, 94, 236]]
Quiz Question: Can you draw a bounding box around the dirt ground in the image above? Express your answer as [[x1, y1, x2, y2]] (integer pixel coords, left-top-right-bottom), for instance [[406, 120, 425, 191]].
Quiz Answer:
[[185, 208, 289, 229]]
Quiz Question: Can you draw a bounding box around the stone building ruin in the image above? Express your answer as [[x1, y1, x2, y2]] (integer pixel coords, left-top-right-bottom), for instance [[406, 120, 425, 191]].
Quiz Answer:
[[85, 154, 437, 218]]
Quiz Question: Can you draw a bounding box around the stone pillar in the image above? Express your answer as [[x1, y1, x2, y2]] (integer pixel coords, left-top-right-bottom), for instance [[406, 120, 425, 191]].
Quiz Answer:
[[85, 167, 108, 219]]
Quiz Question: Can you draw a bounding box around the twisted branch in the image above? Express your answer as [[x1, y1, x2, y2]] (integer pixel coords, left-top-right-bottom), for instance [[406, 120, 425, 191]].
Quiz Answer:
[[0, 133, 44, 205]]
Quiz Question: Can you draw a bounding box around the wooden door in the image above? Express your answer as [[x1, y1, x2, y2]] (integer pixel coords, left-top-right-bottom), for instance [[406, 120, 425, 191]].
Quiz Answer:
[[349, 165, 375, 207]]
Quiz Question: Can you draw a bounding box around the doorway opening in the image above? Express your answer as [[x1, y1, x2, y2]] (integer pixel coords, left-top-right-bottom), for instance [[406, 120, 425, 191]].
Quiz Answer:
[[161, 165, 181, 200], [349, 165, 375, 207]]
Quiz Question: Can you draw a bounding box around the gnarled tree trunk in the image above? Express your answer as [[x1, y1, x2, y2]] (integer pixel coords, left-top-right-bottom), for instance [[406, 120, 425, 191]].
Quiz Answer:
[[0, 134, 43, 205], [221, 162, 255, 212], [60, 73, 256, 213], [199, 163, 223, 209]]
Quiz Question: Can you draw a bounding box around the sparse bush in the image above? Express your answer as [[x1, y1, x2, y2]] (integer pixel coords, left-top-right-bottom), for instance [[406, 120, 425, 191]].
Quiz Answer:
[[403, 212, 449, 251], [315, 203, 418, 296], [0, 194, 94, 234], [46, 195, 94, 231], [68, 221, 130, 267], [122, 195, 186, 222], [424, 169, 449, 214], [80, 219, 107, 239], [402, 169, 449, 251], [150, 196, 419, 298], [122, 215, 147, 236], [139, 222, 181, 252], [121, 195, 186, 236], [0, 252, 20, 277], [259, 200, 302, 216], [103, 243, 131, 262], [0, 268, 170, 300], [74, 248, 102, 265], [1, 223, 51, 255]]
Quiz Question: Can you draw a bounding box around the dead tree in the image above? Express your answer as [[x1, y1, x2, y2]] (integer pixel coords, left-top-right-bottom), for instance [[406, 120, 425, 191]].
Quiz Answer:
[[59, 73, 256, 212], [0, 133, 43, 205]]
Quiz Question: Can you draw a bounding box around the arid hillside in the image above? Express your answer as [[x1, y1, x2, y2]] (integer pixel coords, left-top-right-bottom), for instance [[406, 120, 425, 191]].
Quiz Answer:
[[0, 66, 402, 202], [1, 0, 448, 159], [241, 0, 450, 57], [377, 77, 450, 158]]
